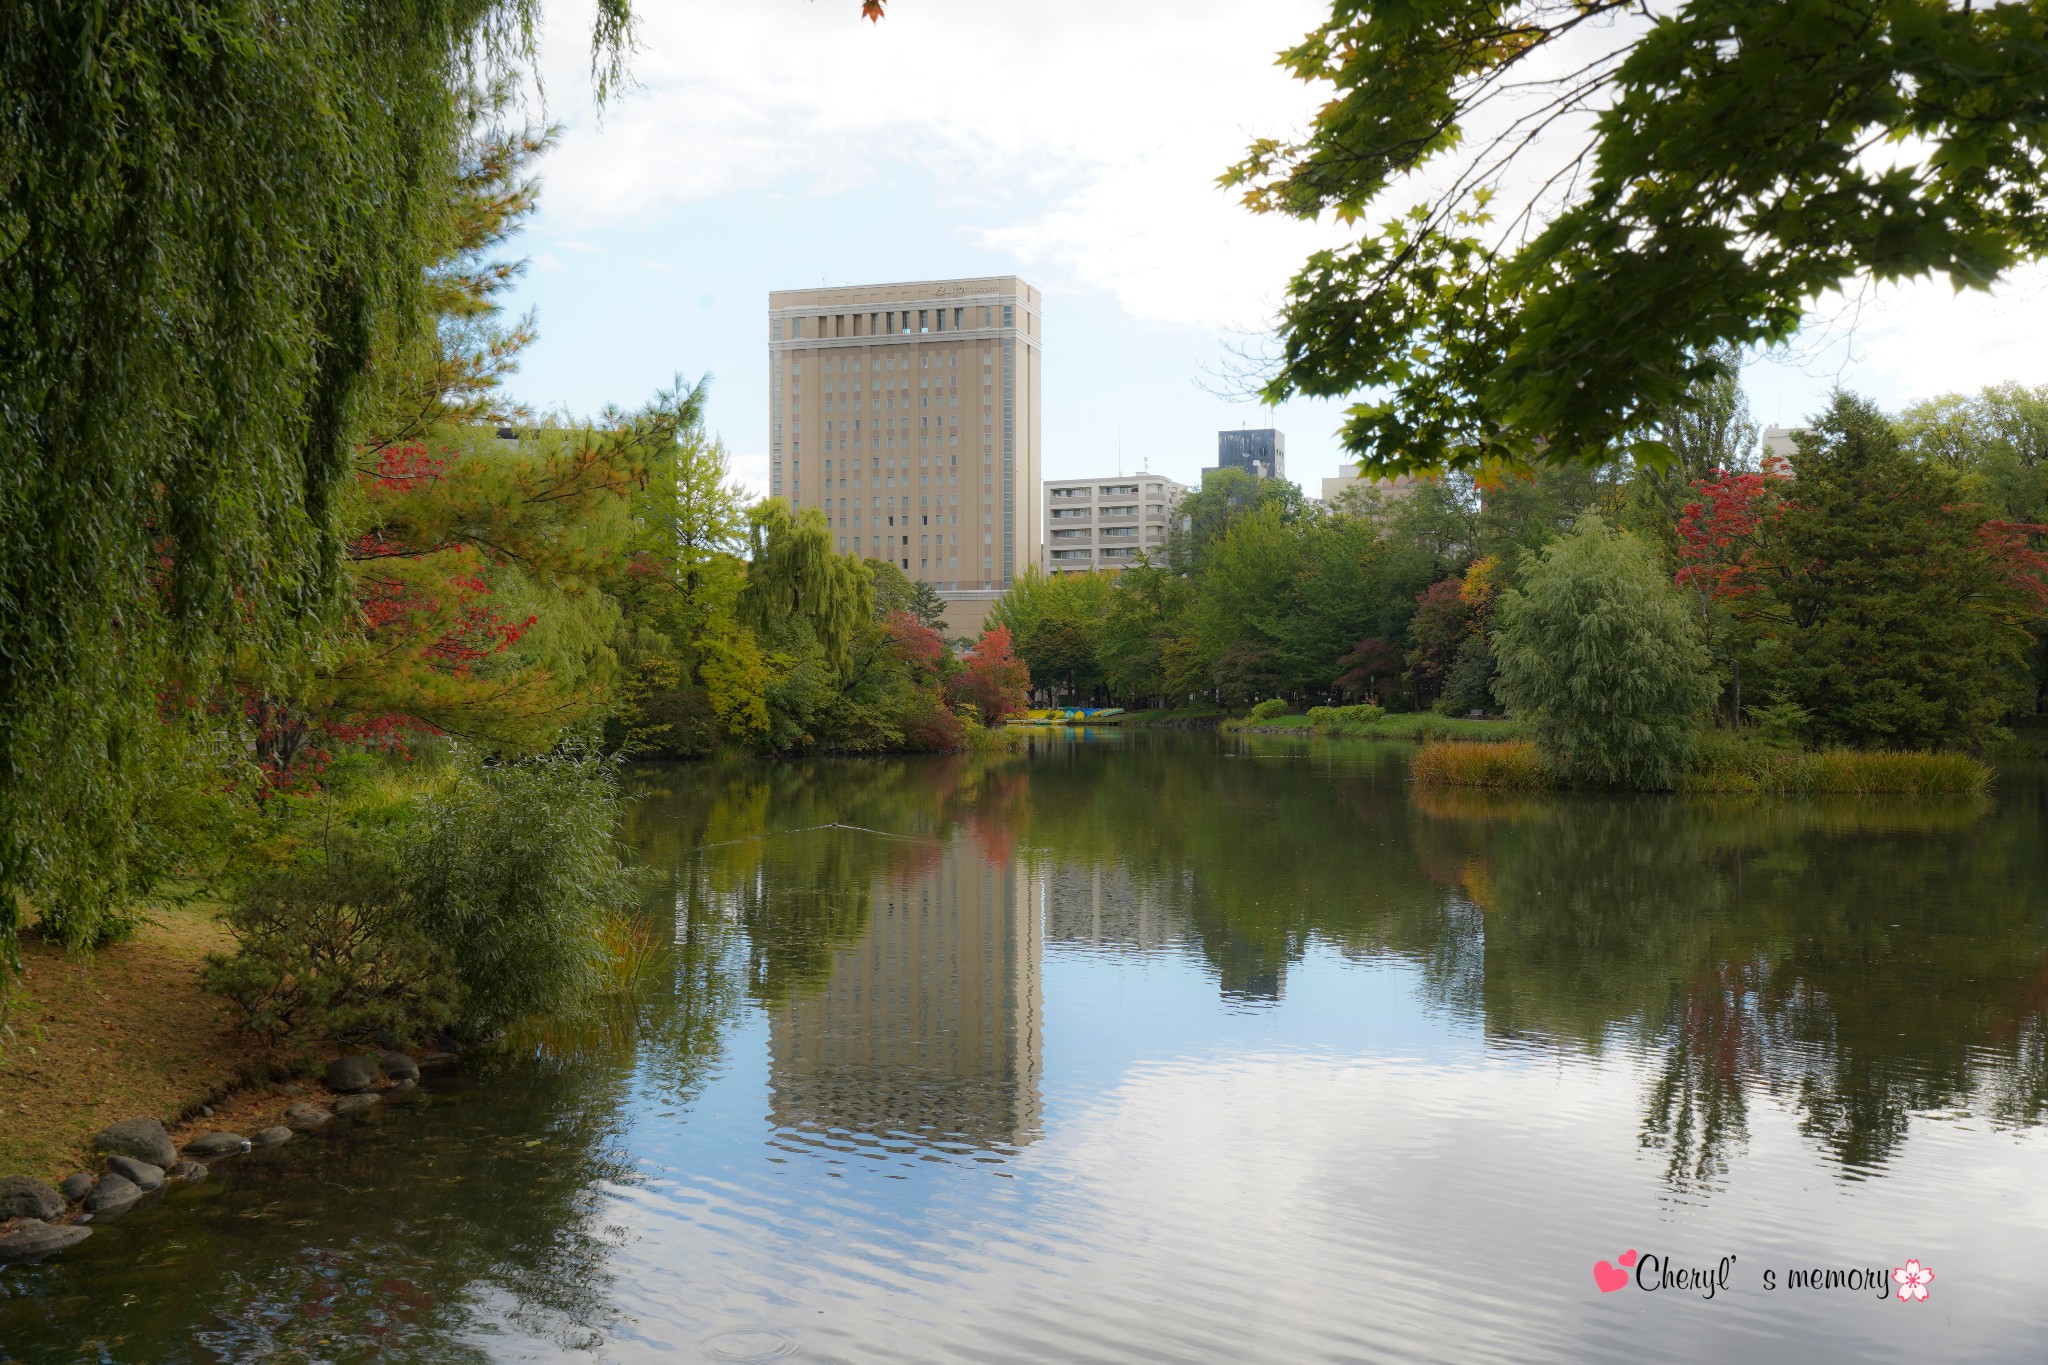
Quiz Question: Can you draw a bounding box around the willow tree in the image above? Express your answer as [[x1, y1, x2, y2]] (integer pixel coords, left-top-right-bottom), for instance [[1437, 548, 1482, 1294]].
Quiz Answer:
[[1493, 518, 1715, 789], [1229, 1, 2048, 477], [0, 0, 631, 966], [737, 501, 873, 678]]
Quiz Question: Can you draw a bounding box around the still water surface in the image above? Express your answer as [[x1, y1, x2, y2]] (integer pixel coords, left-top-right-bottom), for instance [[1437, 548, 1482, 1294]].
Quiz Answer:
[[5, 732, 2048, 1362]]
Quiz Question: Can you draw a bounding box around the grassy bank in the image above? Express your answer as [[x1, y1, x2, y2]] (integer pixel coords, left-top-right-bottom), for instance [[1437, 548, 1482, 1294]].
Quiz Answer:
[[0, 903, 297, 1180], [1119, 706, 1230, 728], [1226, 710, 1524, 742], [1409, 736, 1995, 795]]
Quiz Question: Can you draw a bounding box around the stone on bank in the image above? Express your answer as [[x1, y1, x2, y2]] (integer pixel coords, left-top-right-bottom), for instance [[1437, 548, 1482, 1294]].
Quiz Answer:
[[0, 1176, 66, 1222], [91, 1117, 177, 1168]]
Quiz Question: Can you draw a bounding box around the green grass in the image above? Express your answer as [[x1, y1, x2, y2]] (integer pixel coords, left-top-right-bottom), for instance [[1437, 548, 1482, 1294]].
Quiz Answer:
[[1118, 706, 1230, 727], [1225, 710, 1524, 742]]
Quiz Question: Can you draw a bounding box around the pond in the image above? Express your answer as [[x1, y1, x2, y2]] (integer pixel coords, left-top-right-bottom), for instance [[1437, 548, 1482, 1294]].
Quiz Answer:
[[5, 731, 2048, 1362]]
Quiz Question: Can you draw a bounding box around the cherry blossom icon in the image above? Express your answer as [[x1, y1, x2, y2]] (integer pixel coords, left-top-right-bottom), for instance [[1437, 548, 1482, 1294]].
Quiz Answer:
[[1892, 1259, 1935, 1303]]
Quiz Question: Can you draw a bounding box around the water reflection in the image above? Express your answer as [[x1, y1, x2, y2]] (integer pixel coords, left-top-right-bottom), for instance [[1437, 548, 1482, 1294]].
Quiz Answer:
[[8, 739, 2048, 1362], [766, 835, 1042, 1162]]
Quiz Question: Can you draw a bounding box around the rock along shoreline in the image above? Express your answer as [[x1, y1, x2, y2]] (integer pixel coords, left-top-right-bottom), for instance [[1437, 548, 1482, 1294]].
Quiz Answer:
[[0, 1047, 465, 1265]]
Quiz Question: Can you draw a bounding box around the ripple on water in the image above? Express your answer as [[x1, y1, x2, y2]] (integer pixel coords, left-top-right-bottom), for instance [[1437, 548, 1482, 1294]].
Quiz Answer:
[[702, 1326, 802, 1361]]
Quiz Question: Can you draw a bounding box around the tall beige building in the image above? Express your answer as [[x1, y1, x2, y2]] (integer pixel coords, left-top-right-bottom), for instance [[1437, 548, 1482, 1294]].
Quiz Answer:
[[768, 277, 1042, 634]]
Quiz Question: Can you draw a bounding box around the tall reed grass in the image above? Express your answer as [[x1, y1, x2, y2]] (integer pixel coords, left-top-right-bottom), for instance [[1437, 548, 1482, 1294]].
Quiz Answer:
[[1411, 733, 1994, 796], [1682, 744, 1991, 796], [1410, 740, 1546, 788], [596, 907, 663, 996]]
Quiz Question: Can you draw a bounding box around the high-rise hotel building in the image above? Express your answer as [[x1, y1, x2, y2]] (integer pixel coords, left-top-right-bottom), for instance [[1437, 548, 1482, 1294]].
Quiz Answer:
[[768, 277, 1042, 632]]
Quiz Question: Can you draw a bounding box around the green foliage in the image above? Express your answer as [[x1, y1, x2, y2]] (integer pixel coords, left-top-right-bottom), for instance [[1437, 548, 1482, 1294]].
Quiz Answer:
[[1247, 698, 1291, 721], [1747, 697, 1811, 751], [738, 500, 872, 679], [1229, 1, 2048, 477], [1768, 393, 2031, 749], [611, 381, 760, 757], [203, 842, 455, 1046], [1627, 342, 1764, 558], [1306, 703, 1385, 730], [991, 568, 1114, 699], [1194, 502, 1409, 704], [1165, 469, 1307, 578], [0, 0, 633, 980], [1899, 382, 2048, 520], [867, 559, 949, 631], [204, 751, 636, 1042], [403, 751, 637, 1031], [1437, 634, 1498, 716], [1494, 518, 1715, 789], [1098, 562, 1197, 705]]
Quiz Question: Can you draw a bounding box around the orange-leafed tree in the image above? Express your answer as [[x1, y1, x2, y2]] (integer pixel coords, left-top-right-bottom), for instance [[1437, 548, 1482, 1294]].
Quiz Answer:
[[954, 625, 1030, 723]]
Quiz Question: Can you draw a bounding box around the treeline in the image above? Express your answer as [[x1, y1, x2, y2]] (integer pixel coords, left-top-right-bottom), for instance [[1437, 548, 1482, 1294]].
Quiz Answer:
[[990, 372, 2048, 758]]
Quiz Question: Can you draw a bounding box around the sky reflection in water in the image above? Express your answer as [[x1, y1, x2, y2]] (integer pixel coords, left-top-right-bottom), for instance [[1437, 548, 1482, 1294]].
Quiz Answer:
[[5, 732, 2048, 1363]]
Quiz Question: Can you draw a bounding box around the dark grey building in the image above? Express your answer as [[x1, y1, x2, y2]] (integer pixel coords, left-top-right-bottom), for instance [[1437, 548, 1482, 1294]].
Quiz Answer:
[[1211, 427, 1285, 481]]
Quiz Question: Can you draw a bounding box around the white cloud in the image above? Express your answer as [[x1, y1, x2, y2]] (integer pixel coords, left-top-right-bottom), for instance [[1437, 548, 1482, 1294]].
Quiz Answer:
[[516, 0, 2046, 445], [728, 447, 771, 503], [533, 0, 1342, 332]]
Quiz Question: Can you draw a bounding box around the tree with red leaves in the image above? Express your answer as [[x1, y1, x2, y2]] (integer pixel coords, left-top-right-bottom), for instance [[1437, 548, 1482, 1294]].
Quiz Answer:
[[1333, 637, 1400, 703], [1403, 578, 1468, 706], [954, 625, 1031, 724], [1674, 457, 1791, 725]]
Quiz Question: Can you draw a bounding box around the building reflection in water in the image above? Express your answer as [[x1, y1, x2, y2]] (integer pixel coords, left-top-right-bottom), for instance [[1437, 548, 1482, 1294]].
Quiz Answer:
[[767, 833, 1044, 1163], [1042, 861, 1188, 954]]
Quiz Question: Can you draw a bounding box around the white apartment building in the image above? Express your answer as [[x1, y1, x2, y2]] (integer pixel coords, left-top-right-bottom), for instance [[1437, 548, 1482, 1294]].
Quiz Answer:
[[1043, 474, 1188, 574]]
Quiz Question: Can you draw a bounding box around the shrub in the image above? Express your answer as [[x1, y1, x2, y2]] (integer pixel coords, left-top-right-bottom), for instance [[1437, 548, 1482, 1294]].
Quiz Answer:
[[205, 752, 638, 1043], [1248, 698, 1290, 721], [403, 752, 638, 1033], [202, 847, 451, 1044], [1746, 697, 1810, 750], [1307, 703, 1385, 730], [1410, 740, 1546, 789], [1493, 518, 1715, 789]]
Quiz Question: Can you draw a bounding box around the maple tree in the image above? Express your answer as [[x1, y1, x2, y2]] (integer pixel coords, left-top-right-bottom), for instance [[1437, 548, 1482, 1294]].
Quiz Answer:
[[1674, 459, 1792, 725], [953, 626, 1031, 724], [1332, 637, 1400, 703], [1404, 578, 1470, 706]]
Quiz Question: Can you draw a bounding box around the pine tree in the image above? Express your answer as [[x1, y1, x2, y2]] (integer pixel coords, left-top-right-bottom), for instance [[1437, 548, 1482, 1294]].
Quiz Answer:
[[1766, 393, 2030, 749]]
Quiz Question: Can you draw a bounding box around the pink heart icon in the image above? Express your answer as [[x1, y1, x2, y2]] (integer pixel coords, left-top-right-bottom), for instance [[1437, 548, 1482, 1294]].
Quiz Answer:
[[1593, 1259, 1629, 1293], [1619, 1250, 1638, 1269]]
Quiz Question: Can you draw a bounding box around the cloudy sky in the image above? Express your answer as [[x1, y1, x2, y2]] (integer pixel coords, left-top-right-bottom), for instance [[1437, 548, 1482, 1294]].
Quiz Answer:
[[503, 0, 2048, 499]]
